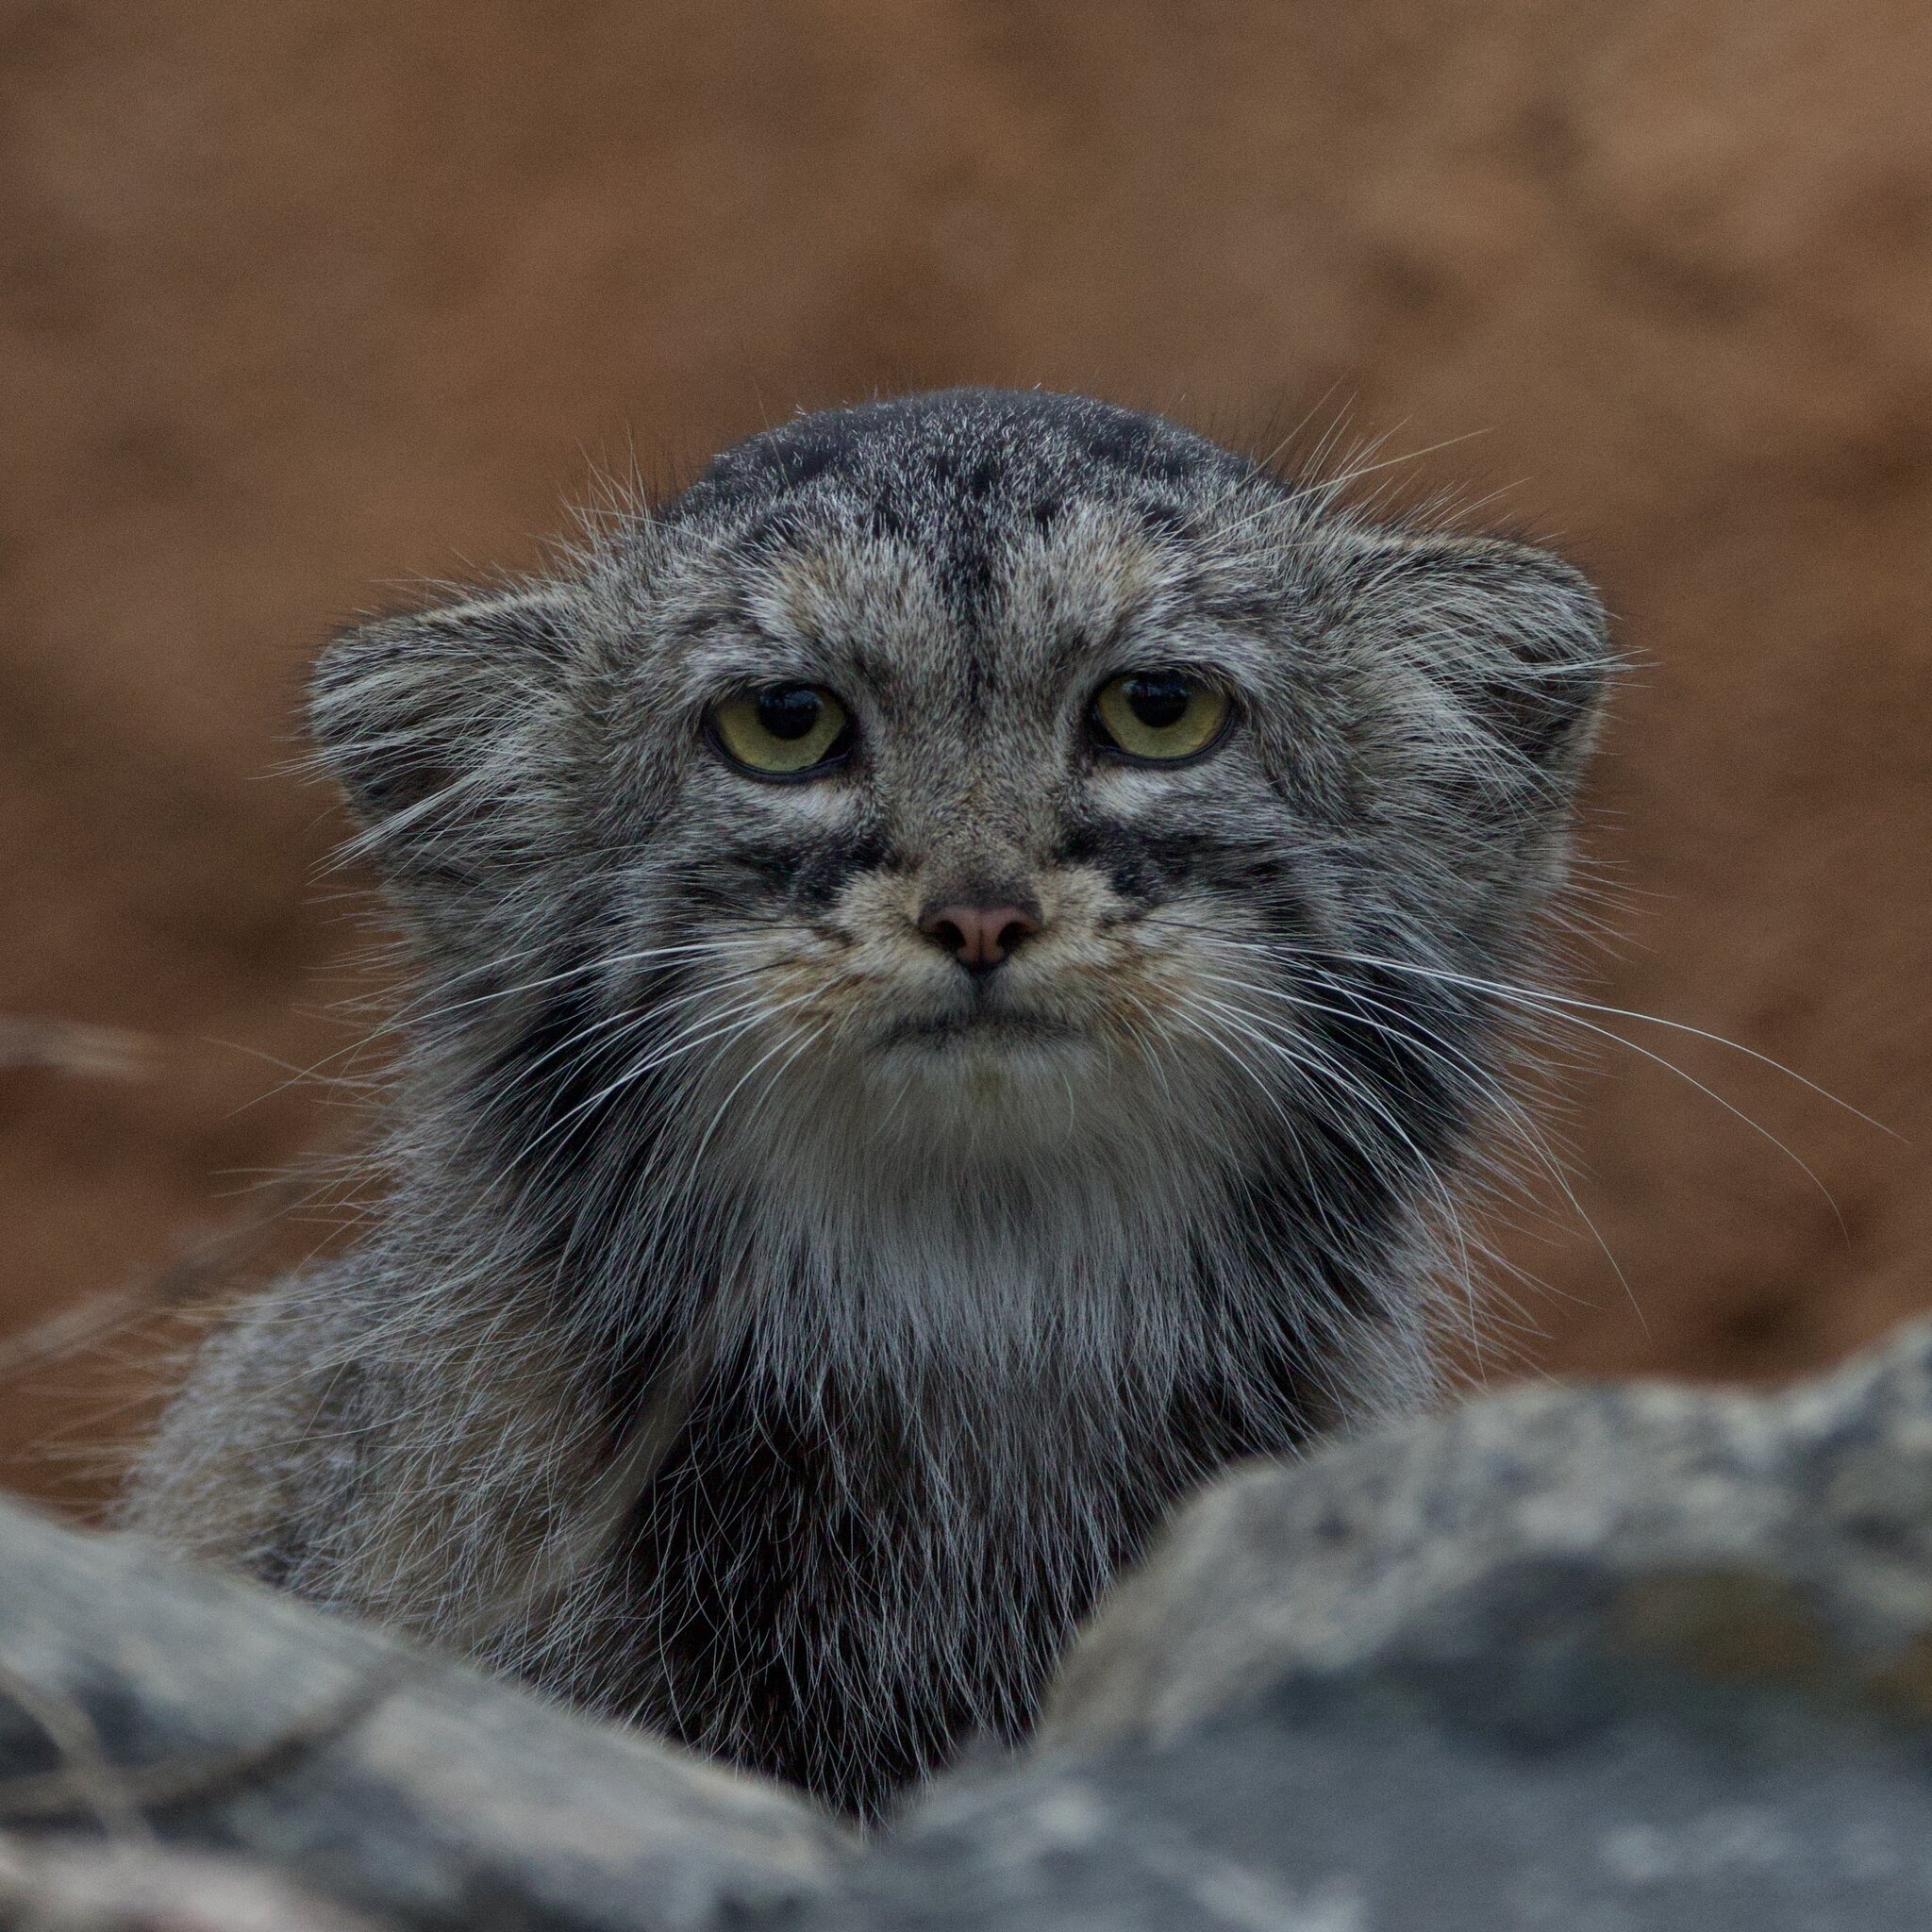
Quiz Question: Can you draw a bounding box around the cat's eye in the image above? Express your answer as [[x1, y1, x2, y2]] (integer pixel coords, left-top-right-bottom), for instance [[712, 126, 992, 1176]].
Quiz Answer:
[[708, 685, 854, 777], [1089, 672, 1231, 765]]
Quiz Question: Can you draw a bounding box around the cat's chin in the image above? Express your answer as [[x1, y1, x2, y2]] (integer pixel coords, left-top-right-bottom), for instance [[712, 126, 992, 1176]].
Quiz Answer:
[[870, 1008, 1080, 1053]]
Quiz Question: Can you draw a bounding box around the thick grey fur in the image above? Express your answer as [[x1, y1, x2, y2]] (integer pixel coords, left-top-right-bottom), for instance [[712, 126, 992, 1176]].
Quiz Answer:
[[124, 388, 1610, 1819]]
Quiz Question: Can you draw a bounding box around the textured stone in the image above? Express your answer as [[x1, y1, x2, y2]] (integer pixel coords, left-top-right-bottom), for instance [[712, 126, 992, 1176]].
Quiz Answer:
[[827, 1318, 1932, 1928], [14, 1323, 1932, 1926], [0, 1501, 847, 1932], [1043, 1318, 1932, 1751], [0, 1839, 388, 1932]]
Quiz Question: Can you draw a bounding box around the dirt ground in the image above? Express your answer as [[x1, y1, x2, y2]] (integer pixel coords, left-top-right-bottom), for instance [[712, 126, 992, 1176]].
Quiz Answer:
[[2, 0, 1928, 1509]]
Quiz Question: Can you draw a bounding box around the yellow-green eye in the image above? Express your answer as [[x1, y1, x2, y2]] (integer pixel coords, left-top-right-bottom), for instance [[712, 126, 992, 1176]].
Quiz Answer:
[[708, 685, 853, 776], [1090, 672, 1231, 764]]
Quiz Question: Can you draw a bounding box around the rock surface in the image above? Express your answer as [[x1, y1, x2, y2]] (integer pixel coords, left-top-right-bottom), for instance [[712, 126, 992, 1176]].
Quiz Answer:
[[838, 1317, 1932, 1928], [0, 1838, 389, 1932], [11, 1321, 1932, 1926], [1044, 1320, 1932, 1751], [0, 1500, 848, 1932]]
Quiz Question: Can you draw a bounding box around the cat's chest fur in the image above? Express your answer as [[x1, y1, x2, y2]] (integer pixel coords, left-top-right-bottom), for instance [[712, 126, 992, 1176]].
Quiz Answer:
[[560, 1224, 1321, 1818], [497, 1149, 1408, 1818]]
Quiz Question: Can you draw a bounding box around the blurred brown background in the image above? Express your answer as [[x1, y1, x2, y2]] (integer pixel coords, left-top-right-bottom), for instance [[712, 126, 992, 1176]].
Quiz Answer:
[[3, 0, 1928, 1511]]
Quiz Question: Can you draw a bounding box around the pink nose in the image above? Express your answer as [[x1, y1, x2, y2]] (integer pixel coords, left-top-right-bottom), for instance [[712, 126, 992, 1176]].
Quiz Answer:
[[918, 901, 1041, 973]]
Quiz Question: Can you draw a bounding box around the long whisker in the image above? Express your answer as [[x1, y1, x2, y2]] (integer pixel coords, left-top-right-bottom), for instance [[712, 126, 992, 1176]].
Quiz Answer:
[[1166, 989, 1429, 1291], [396, 936, 770, 1032], [226, 937, 774, 1113], [1192, 960, 1641, 1331], [676, 1013, 837, 1209], [1348, 950, 1894, 1139], [434, 966, 789, 1177], [1300, 948, 1852, 1235], [1164, 1001, 1349, 1339], [472, 964, 782, 1106], [1184, 984, 1481, 1313], [1148, 916, 1890, 1139], [511, 987, 819, 1168]]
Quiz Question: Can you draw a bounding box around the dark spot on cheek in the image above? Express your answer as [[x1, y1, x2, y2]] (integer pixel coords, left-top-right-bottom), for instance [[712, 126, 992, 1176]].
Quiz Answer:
[[1207, 848, 1294, 895], [1058, 818, 1221, 905], [712, 827, 894, 912], [1058, 817, 1320, 934], [791, 833, 895, 908]]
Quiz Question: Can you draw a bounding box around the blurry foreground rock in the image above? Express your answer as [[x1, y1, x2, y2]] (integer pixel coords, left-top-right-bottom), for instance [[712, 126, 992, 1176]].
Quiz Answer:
[[0, 1838, 383, 1932], [0, 1502, 848, 1931], [841, 1316, 1932, 1929], [11, 1323, 1932, 1929]]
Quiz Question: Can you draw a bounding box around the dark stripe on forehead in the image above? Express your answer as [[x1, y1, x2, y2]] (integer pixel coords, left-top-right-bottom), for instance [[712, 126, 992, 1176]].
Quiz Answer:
[[937, 529, 1001, 628]]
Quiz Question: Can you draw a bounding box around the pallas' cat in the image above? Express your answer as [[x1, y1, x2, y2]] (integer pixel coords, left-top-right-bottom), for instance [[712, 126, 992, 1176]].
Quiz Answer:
[[126, 389, 1609, 1819]]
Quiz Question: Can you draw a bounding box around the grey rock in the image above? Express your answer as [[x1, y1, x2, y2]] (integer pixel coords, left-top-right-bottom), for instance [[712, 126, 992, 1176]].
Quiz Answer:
[[827, 1706, 1932, 1930], [825, 1318, 1932, 1929], [14, 1322, 1932, 1928], [0, 1837, 391, 1931], [1044, 1319, 1932, 1751], [0, 1499, 848, 1932]]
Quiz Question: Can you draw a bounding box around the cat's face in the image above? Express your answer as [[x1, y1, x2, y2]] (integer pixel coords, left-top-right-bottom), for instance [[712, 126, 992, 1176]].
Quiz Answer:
[[314, 391, 1607, 1199], [625, 496, 1321, 1124]]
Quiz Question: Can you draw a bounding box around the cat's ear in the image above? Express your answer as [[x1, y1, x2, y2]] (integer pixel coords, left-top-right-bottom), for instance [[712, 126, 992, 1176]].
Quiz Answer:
[[308, 582, 583, 888], [1339, 531, 1612, 796]]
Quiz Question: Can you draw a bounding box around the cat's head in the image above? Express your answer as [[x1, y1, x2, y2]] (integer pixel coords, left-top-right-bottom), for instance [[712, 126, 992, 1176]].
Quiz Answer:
[[313, 390, 1608, 1213]]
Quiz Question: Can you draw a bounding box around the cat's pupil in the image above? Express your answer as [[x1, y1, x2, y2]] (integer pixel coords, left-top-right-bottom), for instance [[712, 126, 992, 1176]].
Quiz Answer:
[[758, 687, 822, 741], [1124, 675, 1191, 730]]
